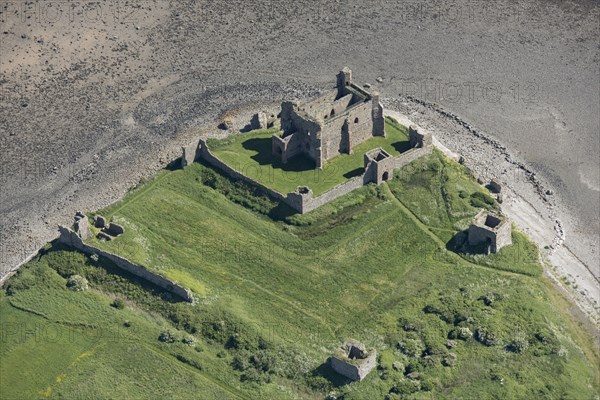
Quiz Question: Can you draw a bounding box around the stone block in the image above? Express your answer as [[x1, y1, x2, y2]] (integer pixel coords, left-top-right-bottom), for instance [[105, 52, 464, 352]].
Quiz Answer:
[[489, 179, 502, 193], [251, 112, 268, 130], [74, 217, 91, 240], [106, 222, 124, 236]]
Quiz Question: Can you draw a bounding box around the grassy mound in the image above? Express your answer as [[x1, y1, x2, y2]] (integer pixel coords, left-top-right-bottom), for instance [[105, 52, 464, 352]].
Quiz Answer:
[[1, 150, 598, 399]]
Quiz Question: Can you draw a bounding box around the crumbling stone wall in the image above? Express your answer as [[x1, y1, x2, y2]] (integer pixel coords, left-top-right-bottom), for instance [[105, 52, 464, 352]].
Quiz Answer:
[[303, 91, 350, 119], [199, 133, 432, 215], [198, 139, 367, 214], [286, 176, 365, 214], [279, 101, 323, 166], [371, 92, 385, 136], [348, 99, 379, 145], [272, 132, 306, 164], [74, 217, 91, 240], [409, 125, 432, 149], [330, 93, 354, 115], [392, 146, 433, 170], [321, 113, 347, 159], [330, 355, 377, 381], [198, 104, 432, 215], [198, 139, 287, 203], [321, 100, 374, 158], [250, 112, 268, 130], [58, 226, 194, 302], [299, 91, 338, 116], [281, 101, 322, 136]]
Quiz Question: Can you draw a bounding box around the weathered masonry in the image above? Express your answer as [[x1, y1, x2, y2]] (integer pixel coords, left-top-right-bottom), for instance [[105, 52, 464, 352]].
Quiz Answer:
[[181, 68, 434, 214], [194, 131, 432, 214], [58, 215, 194, 303], [272, 67, 385, 168], [468, 210, 512, 254], [330, 340, 377, 381]]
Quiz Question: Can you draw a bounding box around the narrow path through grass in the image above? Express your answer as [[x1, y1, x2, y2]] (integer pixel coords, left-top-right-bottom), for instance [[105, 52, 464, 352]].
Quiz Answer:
[[383, 183, 536, 278], [139, 342, 248, 400], [382, 183, 446, 248]]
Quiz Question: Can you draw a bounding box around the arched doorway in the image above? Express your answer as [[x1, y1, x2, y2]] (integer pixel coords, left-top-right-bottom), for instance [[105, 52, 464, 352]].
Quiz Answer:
[[382, 171, 390, 181]]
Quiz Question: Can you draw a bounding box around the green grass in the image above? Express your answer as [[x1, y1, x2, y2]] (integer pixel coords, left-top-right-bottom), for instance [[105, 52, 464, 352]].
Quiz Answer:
[[1, 149, 598, 399], [0, 259, 249, 400], [386, 150, 542, 276], [207, 116, 410, 196]]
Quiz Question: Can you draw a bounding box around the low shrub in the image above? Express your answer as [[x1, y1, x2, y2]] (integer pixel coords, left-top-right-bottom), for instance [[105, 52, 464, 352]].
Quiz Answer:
[[176, 354, 202, 371], [67, 275, 89, 291], [442, 353, 457, 367], [479, 291, 503, 306], [470, 191, 495, 208], [475, 326, 498, 346], [304, 374, 331, 392], [420, 378, 434, 391], [182, 336, 197, 347], [506, 336, 529, 353], [449, 327, 472, 340], [240, 369, 271, 384], [397, 339, 424, 358], [158, 331, 176, 343], [111, 298, 125, 309], [390, 378, 420, 395]]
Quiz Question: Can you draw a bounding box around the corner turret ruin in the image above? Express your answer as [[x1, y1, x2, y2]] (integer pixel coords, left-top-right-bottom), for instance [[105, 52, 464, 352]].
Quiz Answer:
[[468, 210, 512, 254], [330, 340, 377, 381]]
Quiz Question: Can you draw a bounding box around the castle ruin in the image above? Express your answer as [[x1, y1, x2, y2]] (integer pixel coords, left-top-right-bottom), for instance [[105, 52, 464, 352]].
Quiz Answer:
[[468, 210, 512, 254], [272, 67, 385, 168], [183, 68, 434, 214], [330, 340, 377, 381]]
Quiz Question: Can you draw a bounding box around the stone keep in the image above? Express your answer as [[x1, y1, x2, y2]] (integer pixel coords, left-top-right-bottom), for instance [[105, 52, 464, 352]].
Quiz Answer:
[[330, 340, 377, 381], [272, 67, 385, 168]]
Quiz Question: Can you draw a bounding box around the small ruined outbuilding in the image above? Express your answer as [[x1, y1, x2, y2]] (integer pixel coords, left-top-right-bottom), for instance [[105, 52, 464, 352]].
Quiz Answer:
[[468, 210, 512, 254], [330, 340, 377, 381], [93, 214, 124, 241]]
